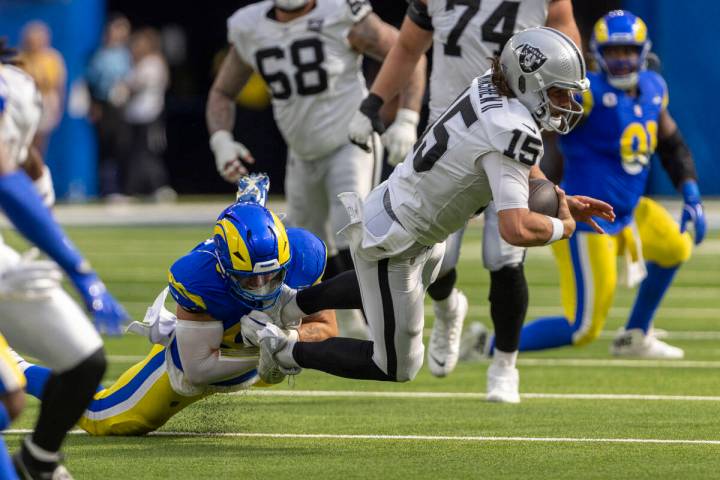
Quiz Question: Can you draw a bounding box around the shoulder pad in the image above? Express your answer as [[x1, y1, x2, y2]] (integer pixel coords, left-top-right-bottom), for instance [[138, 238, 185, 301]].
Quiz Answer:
[[285, 228, 327, 289]]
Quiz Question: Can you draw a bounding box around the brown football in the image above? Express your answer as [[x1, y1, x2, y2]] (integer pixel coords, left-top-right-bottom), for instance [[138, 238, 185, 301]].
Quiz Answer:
[[528, 178, 559, 217]]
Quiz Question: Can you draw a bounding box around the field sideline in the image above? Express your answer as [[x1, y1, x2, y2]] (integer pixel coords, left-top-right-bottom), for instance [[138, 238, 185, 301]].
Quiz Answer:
[[1, 202, 719, 479]]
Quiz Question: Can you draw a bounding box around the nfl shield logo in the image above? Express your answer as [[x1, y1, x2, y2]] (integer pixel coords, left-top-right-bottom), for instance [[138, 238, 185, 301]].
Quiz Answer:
[[515, 44, 548, 73]]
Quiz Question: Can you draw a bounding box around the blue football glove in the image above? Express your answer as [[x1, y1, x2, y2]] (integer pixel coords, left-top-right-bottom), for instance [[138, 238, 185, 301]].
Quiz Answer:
[[71, 272, 129, 336], [680, 180, 706, 245]]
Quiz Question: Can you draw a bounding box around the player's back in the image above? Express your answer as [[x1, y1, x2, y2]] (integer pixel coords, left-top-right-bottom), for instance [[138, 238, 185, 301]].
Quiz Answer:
[[0, 65, 42, 167], [389, 73, 541, 246], [561, 70, 667, 233], [426, 0, 549, 122], [228, 0, 371, 160]]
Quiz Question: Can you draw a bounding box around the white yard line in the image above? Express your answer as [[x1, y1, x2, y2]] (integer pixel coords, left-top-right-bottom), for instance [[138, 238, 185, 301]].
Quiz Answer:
[[235, 389, 720, 402], [4, 429, 719, 445]]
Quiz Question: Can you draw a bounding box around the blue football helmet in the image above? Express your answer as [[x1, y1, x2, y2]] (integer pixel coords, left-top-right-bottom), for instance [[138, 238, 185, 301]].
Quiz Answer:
[[213, 202, 291, 308], [236, 172, 270, 207], [590, 10, 651, 90]]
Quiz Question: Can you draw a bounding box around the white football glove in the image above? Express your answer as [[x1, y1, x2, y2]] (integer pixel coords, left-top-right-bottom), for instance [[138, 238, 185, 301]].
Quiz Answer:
[[348, 109, 374, 151], [240, 310, 273, 347], [382, 108, 419, 167], [209, 130, 254, 183]]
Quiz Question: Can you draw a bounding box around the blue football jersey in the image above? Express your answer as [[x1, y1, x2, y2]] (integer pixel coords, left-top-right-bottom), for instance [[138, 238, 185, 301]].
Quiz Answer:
[[560, 70, 669, 234]]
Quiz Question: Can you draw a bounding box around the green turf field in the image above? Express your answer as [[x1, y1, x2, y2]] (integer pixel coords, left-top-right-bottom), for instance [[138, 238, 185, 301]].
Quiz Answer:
[[2, 224, 720, 479]]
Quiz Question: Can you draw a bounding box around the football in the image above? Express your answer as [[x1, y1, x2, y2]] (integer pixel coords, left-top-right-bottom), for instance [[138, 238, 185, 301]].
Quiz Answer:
[[528, 178, 560, 217]]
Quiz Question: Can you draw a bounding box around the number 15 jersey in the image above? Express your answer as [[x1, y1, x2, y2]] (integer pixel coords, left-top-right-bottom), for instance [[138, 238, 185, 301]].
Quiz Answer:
[[387, 74, 542, 246], [228, 0, 371, 161]]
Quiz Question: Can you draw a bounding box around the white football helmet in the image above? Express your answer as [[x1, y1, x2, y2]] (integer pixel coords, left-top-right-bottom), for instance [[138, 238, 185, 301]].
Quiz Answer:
[[274, 0, 310, 11], [500, 27, 589, 134]]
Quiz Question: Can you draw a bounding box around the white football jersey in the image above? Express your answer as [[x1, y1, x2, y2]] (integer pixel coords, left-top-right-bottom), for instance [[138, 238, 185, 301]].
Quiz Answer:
[[427, 0, 550, 122], [228, 0, 372, 161], [0, 65, 42, 167], [387, 74, 543, 246]]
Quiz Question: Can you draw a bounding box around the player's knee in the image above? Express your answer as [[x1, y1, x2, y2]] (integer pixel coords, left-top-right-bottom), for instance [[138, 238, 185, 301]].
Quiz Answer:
[[395, 353, 424, 383], [655, 232, 693, 267], [1, 389, 26, 421]]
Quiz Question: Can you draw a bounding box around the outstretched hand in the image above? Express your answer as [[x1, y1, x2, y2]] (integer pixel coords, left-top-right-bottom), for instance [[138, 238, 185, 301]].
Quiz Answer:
[[567, 195, 615, 234]]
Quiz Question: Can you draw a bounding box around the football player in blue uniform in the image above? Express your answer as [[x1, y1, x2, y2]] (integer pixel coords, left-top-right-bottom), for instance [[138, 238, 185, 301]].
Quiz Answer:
[[17, 175, 337, 435], [509, 10, 705, 358]]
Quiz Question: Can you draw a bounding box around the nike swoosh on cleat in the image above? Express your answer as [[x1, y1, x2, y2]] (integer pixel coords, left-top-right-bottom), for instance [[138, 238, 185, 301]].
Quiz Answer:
[[429, 353, 446, 367]]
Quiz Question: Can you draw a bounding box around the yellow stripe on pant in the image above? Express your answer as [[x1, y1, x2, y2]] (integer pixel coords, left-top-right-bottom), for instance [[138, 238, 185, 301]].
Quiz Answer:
[[78, 345, 205, 436], [551, 197, 692, 347]]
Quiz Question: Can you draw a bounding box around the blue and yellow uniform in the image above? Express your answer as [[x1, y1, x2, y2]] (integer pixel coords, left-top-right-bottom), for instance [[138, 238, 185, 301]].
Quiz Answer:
[[73, 227, 325, 435], [517, 68, 692, 350]]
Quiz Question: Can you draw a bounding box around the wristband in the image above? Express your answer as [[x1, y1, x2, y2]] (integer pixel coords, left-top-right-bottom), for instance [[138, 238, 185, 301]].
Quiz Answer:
[[545, 216, 564, 244]]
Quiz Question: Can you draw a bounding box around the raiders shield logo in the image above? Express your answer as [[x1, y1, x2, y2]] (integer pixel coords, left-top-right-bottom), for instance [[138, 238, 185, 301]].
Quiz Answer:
[[516, 44, 547, 73]]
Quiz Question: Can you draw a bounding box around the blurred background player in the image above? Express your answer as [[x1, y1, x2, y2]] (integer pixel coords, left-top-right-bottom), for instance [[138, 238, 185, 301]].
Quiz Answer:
[[86, 14, 133, 199], [513, 10, 704, 358], [206, 0, 426, 338], [0, 41, 127, 479], [347, 0, 581, 402], [256, 28, 612, 387], [17, 176, 337, 435]]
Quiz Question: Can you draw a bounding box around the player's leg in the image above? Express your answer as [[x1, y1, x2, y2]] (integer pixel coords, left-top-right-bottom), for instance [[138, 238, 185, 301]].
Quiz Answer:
[[1, 286, 105, 478], [612, 198, 692, 358], [426, 226, 468, 377], [80, 345, 204, 435], [324, 138, 382, 337], [0, 334, 26, 480], [518, 232, 619, 349], [288, 243, 444, 381]]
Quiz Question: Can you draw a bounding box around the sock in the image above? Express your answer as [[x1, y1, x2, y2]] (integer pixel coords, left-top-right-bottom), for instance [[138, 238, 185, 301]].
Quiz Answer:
[[0, 437, 17, 480], [20, 437, 60, 475], [297, 270, 363, 312], [427, 268, 457, 302], [32, 348, 106, 453], [293, 338, 393, 381], [0, 171, 86, 276], [515, 316, 574, 351], [492, 348, 518, 368], [22, 365, 52, 400], [489, 265, 528, 352], [434, 288, 458, 312], [626, 262, 679, 333]]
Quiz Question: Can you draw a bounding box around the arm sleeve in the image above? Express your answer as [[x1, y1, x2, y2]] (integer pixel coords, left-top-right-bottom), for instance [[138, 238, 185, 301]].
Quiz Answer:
[[481, 150, 531, 212], [175, 319, 258, 386], [656, 128, 697, 188]]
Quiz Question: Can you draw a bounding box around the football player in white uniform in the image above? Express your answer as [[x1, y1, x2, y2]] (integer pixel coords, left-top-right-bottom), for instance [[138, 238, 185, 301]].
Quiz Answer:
[[206, 0, 426, 337], [255, 28, 613, 387], [348, 0, 581, 402], [0, 42, 127, 479]]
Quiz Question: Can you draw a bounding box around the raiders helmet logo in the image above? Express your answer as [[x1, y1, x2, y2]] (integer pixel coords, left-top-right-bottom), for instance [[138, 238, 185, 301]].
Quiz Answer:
[[516, 44, 547, 73]]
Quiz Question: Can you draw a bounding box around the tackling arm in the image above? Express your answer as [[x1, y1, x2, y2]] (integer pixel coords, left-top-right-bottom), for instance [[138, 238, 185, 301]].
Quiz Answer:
[[174, 305, 259, 386], [298, 310, 338, 342]]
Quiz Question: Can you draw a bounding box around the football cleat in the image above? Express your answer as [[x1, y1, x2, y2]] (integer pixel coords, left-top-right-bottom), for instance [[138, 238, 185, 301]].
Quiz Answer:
[[458, 321, 490, 362], [427, 290, 468, 377], [611, 328, 684, 359], [257, 323, 301, 385], [236, 172, 270, 207], [486, 363, 520, 404], [13, 450, 73, 480]]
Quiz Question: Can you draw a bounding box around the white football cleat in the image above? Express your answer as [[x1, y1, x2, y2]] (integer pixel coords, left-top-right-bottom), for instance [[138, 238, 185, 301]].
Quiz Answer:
[[427, 290, 468, 377], [611, 328, 684, 359], [257, 323, 301, 384], [486, 363, 520, 404]]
